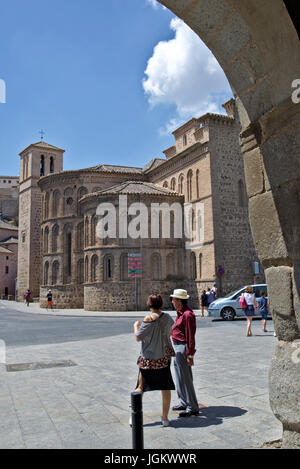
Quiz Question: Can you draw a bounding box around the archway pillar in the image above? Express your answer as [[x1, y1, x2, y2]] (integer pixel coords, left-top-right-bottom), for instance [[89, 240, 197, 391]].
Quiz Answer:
[[241, 98, 300, 448]]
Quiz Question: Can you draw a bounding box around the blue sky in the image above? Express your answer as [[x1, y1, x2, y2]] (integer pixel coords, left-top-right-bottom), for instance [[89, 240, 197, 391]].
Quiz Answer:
[[0, 0, 232, 176]]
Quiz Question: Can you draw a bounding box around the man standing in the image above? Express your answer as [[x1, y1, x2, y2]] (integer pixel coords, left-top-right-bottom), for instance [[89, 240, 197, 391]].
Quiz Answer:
[[46, 289, 54, 311], [171, 289, 199, 417]]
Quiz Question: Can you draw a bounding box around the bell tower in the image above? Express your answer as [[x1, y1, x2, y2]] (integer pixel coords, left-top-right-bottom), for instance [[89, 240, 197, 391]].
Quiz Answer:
[[17, 141, 65, 301]]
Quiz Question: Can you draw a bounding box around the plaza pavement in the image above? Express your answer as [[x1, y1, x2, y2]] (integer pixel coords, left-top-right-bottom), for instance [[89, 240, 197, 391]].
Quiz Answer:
[[0, 300, 282, 449]]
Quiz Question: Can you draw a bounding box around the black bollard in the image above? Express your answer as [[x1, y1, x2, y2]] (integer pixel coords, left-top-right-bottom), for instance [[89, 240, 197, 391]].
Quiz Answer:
[[131, 392, 144, 450]]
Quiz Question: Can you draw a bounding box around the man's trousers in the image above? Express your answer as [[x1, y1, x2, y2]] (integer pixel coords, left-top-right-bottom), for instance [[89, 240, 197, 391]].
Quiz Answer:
[[173, 342, 198, 413]]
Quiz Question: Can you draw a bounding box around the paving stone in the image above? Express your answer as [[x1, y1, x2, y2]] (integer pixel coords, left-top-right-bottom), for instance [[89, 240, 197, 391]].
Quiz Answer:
[[0, 313, 281, 449]]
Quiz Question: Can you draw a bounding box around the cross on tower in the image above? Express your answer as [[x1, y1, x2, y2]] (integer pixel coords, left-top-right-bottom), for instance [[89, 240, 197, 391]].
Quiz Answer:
[[39, 129, 45, 141]]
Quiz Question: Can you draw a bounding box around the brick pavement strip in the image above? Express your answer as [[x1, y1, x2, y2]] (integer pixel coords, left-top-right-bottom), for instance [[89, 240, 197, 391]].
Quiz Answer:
[[0, 311, 282, 449]]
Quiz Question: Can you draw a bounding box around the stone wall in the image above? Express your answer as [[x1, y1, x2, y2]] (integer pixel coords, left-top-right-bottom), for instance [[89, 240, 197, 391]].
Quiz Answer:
[[84, 280, 200, 312], [0, 182, 19, 220], [38, 170, 149, 308], [17, 188, 31, 299], [208, 108, 264, 294], [147, 104, 264, 296], [0, 243, 17, 297], [40, 285, 84, 309]]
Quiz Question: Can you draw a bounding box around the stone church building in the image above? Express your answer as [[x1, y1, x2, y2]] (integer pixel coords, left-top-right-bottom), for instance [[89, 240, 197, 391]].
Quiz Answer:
[[17, 99, 263, 311]]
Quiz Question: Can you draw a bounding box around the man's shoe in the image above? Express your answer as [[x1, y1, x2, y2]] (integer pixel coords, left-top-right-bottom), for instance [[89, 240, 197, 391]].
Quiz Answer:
[[172, 405, 187, 411], [179, 410, 200, 418]]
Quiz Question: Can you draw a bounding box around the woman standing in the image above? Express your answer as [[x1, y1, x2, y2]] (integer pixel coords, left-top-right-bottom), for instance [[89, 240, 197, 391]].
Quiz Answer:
[[243, 286, 256, 337], [25, 289, 31, 307], [200, 290, 208, 317], [133, 294, 175, 427]]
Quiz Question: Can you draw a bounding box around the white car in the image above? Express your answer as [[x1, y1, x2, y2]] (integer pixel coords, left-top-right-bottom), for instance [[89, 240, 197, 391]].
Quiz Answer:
[[208, 284, 269, 321]]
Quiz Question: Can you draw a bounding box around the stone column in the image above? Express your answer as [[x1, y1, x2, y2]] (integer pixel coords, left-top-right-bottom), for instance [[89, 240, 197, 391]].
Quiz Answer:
[[241, 97, 300, 448]]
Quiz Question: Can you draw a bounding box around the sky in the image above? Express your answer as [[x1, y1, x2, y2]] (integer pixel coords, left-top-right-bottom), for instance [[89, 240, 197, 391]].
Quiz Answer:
[[0, 0, 232, 176]]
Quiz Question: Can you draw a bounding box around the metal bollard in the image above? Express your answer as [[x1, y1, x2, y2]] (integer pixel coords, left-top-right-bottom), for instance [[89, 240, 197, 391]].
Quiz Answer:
[[131, 392, 144, 450]]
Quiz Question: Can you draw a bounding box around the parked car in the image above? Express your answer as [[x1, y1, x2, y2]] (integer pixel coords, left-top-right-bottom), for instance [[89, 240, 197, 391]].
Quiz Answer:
[[208, 284, 269, 321]]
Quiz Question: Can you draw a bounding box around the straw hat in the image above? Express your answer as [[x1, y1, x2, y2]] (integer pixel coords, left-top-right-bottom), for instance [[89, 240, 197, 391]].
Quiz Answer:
[[170, 289, 190, 300]]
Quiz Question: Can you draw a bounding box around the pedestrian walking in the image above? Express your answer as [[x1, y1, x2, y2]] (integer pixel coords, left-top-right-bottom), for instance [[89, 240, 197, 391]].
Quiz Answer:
[[25, 289, 31, 306], [242, 286, 257, 337], [171, 289, 199, 417], [46, 289, 54, 311], [200, 290, 208, 317], [206, 288, 214, 307], [257, 291, 269, 332], [133, 294, 175, 427], [211, 284, 218, 299]]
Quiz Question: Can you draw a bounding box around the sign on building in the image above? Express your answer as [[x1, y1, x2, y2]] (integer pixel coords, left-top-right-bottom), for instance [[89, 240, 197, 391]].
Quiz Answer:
[[128, 253, 142, 279]]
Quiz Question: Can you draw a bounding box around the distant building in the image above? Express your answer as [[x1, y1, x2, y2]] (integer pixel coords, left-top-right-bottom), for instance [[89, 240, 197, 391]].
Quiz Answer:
[[17, 99, 264, 310], [0, 176, 19, 220], [0, 220, 18, 298]]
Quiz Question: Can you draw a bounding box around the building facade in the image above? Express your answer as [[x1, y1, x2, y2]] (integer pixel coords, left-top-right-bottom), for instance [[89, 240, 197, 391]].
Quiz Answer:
[[0, 175, 19, 221], [0, 219, 18, 298], [17, 100, 264, 310]]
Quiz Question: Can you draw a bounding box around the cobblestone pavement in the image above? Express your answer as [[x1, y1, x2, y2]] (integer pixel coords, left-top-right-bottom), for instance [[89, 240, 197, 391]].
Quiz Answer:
[[0, 301, 282, 449]]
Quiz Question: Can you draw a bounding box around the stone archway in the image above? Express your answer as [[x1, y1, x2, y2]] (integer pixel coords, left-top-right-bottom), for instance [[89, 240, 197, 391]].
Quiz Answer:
[[159, 0, 300, 448]]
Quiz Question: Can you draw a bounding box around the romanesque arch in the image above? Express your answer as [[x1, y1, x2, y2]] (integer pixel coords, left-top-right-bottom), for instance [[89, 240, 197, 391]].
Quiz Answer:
[[159, 0, 300, 448]]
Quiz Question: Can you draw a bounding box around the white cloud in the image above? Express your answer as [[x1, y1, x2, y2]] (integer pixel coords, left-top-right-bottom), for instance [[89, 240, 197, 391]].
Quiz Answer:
[[146, 0, 166, 10], [143, 18, 232, 133], [146, 0, 159, 8]]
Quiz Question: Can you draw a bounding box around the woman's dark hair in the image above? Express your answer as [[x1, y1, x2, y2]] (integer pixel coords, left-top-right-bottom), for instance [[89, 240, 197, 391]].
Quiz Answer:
[[147, 294, 163, 310], [260, 291, 266, 297], [180, 299, 188, 306]]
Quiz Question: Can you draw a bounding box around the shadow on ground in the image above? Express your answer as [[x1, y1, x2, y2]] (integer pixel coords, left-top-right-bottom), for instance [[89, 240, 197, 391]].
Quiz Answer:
[[144, 405, 247, 428]]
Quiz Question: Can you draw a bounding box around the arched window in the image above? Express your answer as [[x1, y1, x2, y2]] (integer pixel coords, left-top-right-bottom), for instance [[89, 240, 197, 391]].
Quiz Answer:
[[91, 215, 97, 246], [44, 192, 50, 219], [120, 253, 129, 281], [186, 206, 195, 242], [104, 255, 114, 281], [183, 134, 187, 146], [77, 187, 88, 215], [40, 155, 45, 177], [187, 170, 193, 202], [91, 255, 99, 282], [52, 225, 59, 253], [85, 216, 90, 247], [196, 169, 200, 199], [22, 157, 26, 180], [170, 178, 176, 191], [50, 156, 54, 173], [77, 222, 84, 250], [166, 252, 176, 276], [44, 227, 49, 254], [77, 187, 88, 200], [199, 253, 203, 279], [64, 188, 74, 216], [151, 253, 162, 280], [52, 261, 59, 285], [163, 181, 168, 188], [63, 225, 72, 283], [178, 174, 184, 195], [53, 190, 61, 217], [85, 256, 89, 283], [25, 157, 28, 179], [190, 252, 197, 280], [77, 259, 84, 284], [44, 262, 49, 285]]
